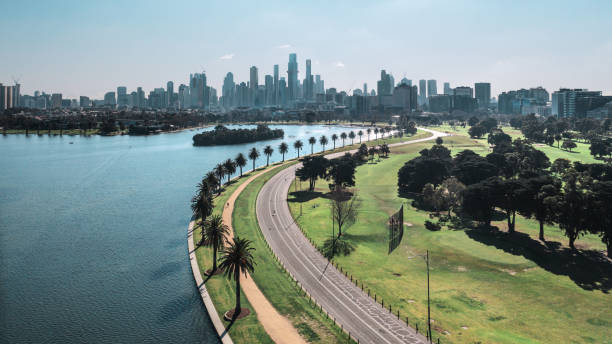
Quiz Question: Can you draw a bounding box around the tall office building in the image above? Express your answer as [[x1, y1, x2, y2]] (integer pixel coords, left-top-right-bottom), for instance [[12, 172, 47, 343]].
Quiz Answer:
[[400, 78, 412, 86], [104, 92, 116, 107], [454, 86, 474, 98], [474, 82, 491, 109], [117, 86, 127, 107], [287, 53, 298, 102], [304, 59, 313, 100], [443, 82, 452, 95], [279, 77, 287, 106], [315, 75, 324, 95], [552, 88, 612, 117], [265, 75, 273, 105], [273, 64, 279, 105], [222, 72, 235, 108], [178, 84, 190, 109], [249, 66, 259, 106], [51, 93, 62, 109], [137, 87, 145, 108], [418, 79, 426, 105], [166, 81, 174, 108], [79, 96, 90, 108], [427, 80, 437, 98], [363, 83, 368, 96], [190, 73, 207, 108], [377, 70, 392, 96]]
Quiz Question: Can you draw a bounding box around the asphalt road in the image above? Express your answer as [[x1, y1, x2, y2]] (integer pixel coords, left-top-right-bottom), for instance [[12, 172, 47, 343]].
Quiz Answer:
[[256, 128, 446, 344]]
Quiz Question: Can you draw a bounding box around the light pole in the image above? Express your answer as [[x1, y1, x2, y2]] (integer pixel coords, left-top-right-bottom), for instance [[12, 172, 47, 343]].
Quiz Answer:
[[407, 249, 432, 343]]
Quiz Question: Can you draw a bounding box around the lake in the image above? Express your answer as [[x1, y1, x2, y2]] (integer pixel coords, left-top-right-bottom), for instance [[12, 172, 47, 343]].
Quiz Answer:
[[0, 124, 364, 343]]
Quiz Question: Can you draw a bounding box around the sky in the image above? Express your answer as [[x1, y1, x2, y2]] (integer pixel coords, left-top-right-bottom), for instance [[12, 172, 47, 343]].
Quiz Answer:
[[1, 0, 611, 99]]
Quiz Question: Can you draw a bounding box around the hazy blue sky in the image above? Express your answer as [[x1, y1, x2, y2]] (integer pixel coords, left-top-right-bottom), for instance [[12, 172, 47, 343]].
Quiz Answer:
[[1, 0, 611, 99]]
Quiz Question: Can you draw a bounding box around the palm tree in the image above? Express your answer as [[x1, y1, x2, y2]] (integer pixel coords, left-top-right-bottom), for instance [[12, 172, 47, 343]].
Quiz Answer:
[[367, 128, 371, 141], [215, 164, 226, 188], [331, 134, 338, 150], [201, 215, 230, 274], [205, 171, 220, 194], [374, 127, 379, 141], [218, 237, 256, 320], [223, 159, 236, 184], [191, 182, 213, 233], [348, 131, 356, 145], [308, 136, 316, 154], [279, 142, 288, 162], [263, 145, 274, 166], [294, 140, 303, 158], [358, 130, 363, 143], [235, 153, 247, 177], [340, 132, 347, 147], [319, 135, 328, 151], [248, 147, 259, 172]]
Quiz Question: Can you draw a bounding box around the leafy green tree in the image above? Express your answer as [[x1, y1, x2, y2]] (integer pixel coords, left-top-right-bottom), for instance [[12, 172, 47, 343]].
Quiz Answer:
[[330, 187, 358, 237], [294, 140, 303, 158], [551, 158, 571, 175], [235, 153, 247, 177], [589, 139, 610, 158], [435, 137, 443, 145], [518, 176, 561, 241], [278, 142, 288, 162], [468, 125, 486, 138], [551, 171, 591, 249], [368, 146, 377, 162], [191, 181, 214, 237], [380, 143, 390, 157], [398, 155, 450, 194], [201, 215, 230, 274], [248, 147, 259, 171], [328, 155, 357, 188], [296, 155, 330, 191], [218, 237, 256, 320], [461, 177, 500, 227], [322, 236, 355, 259], [562, 139, 577, 152], [589, 181, 612, 257], [452, 151, 498, 185], [468, 116, 479, 127], [479, 117, 498, 132]]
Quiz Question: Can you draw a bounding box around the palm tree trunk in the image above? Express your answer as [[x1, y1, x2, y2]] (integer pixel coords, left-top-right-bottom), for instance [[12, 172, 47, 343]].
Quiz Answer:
[[539, 220, 545, 241], [235, 270, 241, 317], [282, 153, 285, 162], [240, 166, 243, 177], [212, 241, 218, 272], [253, 160, 255, 171]]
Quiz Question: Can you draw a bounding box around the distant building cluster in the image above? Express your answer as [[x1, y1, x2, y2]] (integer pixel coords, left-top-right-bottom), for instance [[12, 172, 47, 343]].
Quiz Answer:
[[3, 53, 611, 119]]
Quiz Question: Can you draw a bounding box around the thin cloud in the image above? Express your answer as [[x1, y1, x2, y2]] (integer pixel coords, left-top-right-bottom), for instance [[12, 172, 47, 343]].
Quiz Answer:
[[219, 53, 235, 60], [277, 44, 291, 49], [335, 61, 345, 68]]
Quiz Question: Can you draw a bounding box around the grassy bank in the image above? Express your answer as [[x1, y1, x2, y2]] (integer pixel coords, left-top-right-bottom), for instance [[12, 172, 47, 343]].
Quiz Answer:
[[192, 169, 274, 344], [232, 163, 353, 343], [288, 134, 611, 344]]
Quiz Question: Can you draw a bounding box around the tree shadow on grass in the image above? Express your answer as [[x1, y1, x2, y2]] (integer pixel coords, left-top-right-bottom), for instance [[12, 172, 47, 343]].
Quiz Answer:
[[465, 228, 612, 293], [288, 190, 324, 203]]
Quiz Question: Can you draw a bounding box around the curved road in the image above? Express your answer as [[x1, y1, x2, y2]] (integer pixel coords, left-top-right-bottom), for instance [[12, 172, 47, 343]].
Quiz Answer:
[[256, 128, 447, 344]]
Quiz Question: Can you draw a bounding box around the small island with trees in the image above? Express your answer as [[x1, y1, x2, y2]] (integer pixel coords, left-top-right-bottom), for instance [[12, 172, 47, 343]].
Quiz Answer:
[[192, 124, 284, 146]]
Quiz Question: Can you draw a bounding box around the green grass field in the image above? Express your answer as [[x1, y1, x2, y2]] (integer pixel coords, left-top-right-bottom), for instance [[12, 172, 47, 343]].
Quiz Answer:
[[288, 134, 612, 344]]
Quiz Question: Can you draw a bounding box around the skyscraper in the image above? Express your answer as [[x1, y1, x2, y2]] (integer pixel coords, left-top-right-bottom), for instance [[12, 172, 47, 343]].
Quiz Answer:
[[190, 73, 207, 108], [137, 87, 145, 108], [279, 77, 287, 106], [166, 81, 174, 108], [305, 59, 313, 100], [117, 86, 127, 107], [287, 53, 298, 102], [249, 66, 258, 106], [418, 79, 426, 105], [273, 64, 279, 105], [222, 72, 235, 108], [265, 74, 273, 105], [427, 80, 437, 98], [443, 82, 452, 95], [377, 70, 392, 96], [474, 82, 491, 109]]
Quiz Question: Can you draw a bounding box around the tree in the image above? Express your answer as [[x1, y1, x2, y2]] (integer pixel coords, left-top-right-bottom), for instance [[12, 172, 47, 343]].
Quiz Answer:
[[518, 176, 561, 241], [488, 130, 512, 146], [328, 155, 357, 188], [322, 236, 355, 259], [451, 150, 498, 185], [348, 131, 356, 145], [380, 143, 390, 157], [436, 177, 466, 216], [461, 177, 500, 227], [552, 171, 590, 249], [435, 137, 443, 145], [235, 153, 247, 177], [294, 140, 303, 158], [368, 146, 377, 162], [215, 164, 226, 187], [278, 142, 288, 162], [205, 171, 220, 194], [358, 130, 363, 143], [589, 181, 612, 257], [263, 145, 274, 167], [331, 134, 338, 150], [561, 139, 577, 152], [330, 187, 359, 237], [218, 237, 256, 320], [398, 155, 451, 194], [550, 158, 571, 175], [405, 121, 417, 135], [495, 179, 524, 233], [340, 132, 347, 147], [479, 117, 498, 132], [248, 147, 260, 172], [468, 116, 479, 126], [468, 125, 486, 138], [223, 159, 237, 184], [590, 139, 610, 158], [296, 155, 329, 191], [366, 128, 372, 141], [374, 128, 379, 140], [319, 135, 328, 151], [308, 136, 317, 154], [191, 182, 214, 238], [201, 215, 230, 274]]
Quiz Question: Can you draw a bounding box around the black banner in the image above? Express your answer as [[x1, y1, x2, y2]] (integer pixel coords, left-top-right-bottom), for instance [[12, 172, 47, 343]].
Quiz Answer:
[[388, 205, 404, 254]]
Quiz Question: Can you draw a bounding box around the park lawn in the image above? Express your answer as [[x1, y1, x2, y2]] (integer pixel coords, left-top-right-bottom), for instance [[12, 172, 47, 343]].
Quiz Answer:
[[288, 135, 611, 344], [232, 163, 354, 344], [193, 168, 274, 344], [324, 129, 433, 153]]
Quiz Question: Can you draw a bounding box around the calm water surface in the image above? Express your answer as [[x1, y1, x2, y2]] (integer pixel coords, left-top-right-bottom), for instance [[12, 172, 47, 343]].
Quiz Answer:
[[0, 124, 361, 343]]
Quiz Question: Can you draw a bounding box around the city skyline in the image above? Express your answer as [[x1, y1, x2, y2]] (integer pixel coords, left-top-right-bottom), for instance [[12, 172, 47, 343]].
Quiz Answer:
[[1, 0, 611, 99]]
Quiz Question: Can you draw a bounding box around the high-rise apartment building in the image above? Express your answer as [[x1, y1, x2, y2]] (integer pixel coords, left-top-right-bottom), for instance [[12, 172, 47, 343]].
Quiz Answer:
[[443, 82, 452, 95], [265, 75, 273, 105], [454, 86, 473, 98], [273, 64, 279, 105], [166, 82, 174, 108], [117, 86, 127, 107], [222, 72, 235, 108], [427, 79, 437, 98], [474, 82, 491, 109], [249, 66, 258, 106], [418, 79, 426, 105]]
